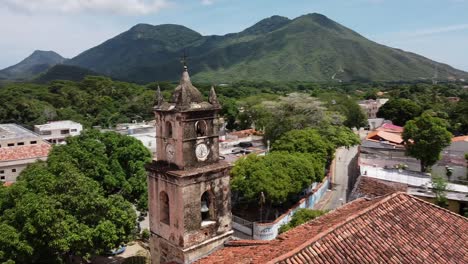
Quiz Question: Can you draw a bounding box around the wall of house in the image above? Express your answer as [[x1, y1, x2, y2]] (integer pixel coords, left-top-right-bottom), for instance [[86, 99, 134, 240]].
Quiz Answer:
[[0, 157, 47, 182], [241, 176, 330, 241]]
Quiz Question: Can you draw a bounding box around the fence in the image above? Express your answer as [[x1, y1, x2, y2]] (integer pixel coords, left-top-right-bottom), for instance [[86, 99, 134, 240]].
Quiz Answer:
[[232, 175, 330, 240]]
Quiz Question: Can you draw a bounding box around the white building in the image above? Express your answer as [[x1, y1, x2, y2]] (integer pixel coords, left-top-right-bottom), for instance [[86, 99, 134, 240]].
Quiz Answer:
[[114, 121, 156, 155], [0, 124, 51, 183], [34, 120, 83, 144]]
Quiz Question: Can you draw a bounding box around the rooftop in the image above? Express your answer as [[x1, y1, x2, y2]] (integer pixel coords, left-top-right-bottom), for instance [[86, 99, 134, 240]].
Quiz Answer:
[[366, 130, 403, 145], [452, 135, 468, 143], [197, 193, 468, 264], [350, 175, 407, 200], [0, 124, 40, 141], [0, 143, 51, 162], [34, 120, 82, 130], [360, 165, 468, 193]]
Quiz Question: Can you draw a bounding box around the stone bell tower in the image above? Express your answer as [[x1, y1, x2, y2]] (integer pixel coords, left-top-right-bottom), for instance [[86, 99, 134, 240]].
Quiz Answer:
[[146, 64, 232, 264]]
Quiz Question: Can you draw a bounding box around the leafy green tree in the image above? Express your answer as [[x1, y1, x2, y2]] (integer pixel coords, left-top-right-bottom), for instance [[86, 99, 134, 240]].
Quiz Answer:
[[46, 130, 152, 210], [341, 99, 367, 129], [431, 176, 449, 208], [377, 98, 422, 126], [272, 129, 331, 163], [403, 113, 452, 172], [0, 163, 136, 263], [317, 125, 360, 149], [278, 209, 325, 234], [231, 152, 324, 207]]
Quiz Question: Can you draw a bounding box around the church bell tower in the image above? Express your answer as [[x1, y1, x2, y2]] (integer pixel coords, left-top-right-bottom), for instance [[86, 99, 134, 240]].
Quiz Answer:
[[146, 64, 232, 264]]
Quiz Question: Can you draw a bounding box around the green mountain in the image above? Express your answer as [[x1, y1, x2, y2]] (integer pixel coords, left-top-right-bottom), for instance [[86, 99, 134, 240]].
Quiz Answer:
[[66, 13, 468, 82], [0, 50, 66, 81], [35, 64, 99, 83]]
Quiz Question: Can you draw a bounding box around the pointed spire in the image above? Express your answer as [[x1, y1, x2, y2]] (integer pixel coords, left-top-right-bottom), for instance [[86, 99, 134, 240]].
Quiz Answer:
[[209, 85, 220, 107], [155, 84, 164, 107]]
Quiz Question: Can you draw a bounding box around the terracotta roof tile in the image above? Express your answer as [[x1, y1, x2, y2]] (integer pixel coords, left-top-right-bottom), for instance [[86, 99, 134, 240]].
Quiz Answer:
[[367, 131, 403, 144], [350, 176, 407, 200], [452, 135, 468, 142], [197, 193, 468, 264], [0, 144, 51, 162]]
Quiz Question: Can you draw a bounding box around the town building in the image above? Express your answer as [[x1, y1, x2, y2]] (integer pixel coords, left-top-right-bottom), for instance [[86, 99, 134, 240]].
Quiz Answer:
[[358, 165, 468, 214], [34, 120, 83, 144], [197, 192, 468, 263], [0, 124, 51, 183], [146, 65, 232, 264], [358, 98, 388, 119], [114, 121, 157, 155]]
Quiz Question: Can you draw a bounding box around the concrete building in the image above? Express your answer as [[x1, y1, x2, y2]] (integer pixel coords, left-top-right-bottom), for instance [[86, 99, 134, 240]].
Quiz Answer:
[[0, 124, 51, 183], [114, 121, 156, 155], [34, 120, 83, 144], [358, 99, 389, 119]]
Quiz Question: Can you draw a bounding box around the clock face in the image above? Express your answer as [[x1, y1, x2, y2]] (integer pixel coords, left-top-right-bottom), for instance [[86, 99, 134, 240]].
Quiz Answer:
[[165, 144, 175, 161], [195, 143, 209, 161]]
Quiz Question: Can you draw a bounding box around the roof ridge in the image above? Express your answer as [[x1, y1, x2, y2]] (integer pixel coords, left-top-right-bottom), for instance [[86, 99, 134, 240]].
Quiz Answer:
[[404, 191, 468, 221], [266, 192, 409, 264]]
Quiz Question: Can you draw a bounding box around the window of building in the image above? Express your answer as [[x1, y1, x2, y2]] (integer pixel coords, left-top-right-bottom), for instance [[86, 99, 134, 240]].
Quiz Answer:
[[165, 122, 173, 138], [60, 129, 70, 135], [30, 141, 37, 145], [12, 169, 16, 173], [71, 129, 78, 132], [0, 176, 5, 181], [17, 142, 24, 146], [160, 191, 170, 225], [195, 120, 208, 137], [41, 131, 52, 135], [201, 191, 215, 226], [7, 143, 14, 147], [0, 170, 4, 174]]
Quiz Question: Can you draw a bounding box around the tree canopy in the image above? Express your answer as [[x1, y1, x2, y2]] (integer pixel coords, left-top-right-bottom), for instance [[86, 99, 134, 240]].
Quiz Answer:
[[230, 152, 325, 206], [0, 162, 136, 263], [377, 98, 422, 126], [47, 130, 152, 210], [403, 112, 453, 172]]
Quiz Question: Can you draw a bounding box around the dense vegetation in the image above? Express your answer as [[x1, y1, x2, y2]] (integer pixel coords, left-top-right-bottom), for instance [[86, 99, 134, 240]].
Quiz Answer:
[[403, 113, 453, 172], [37, 13, 467, 83], [231, 126, 359, 221], [0, 131, 150, 263], [278, 209, 326, 234]]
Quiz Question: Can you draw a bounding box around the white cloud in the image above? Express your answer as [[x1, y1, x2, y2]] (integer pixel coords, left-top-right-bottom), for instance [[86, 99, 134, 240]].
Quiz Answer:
[[2, 0, 171, 15], [403, 24, 468, 37]]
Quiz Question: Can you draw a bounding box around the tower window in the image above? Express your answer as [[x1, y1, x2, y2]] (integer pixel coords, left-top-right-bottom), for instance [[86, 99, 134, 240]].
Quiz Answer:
[[195, 120, 208, 137], [165, 121, 173, 138], [160, 191, 170, 225], [201, 191, 215, 226]]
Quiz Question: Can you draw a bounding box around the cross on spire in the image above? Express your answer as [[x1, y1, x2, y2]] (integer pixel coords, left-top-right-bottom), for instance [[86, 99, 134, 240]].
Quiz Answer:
[[180, 49, 189, 69]]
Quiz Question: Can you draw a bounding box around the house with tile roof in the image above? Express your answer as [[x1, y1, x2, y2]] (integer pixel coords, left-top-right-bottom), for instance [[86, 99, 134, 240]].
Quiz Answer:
[[0, 124, 51, 183], [196, 192, 468, 264]]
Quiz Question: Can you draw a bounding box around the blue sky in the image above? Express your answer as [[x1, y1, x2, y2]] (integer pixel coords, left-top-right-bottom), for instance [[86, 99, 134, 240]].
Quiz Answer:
[[1, 0, 467, 71]]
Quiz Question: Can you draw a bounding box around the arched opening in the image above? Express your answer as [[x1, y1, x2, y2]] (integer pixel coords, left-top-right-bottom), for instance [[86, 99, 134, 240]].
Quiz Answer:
[[201, 191, 215, 226], [165, 121, 173, 138], [195, 120, 208, 137], [160, 191, 170, 225]]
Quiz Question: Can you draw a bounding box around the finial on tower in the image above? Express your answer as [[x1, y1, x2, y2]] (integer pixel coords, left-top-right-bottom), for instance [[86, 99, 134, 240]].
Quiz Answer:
[[180, 49, 189, 71], [209, 85, 220, 107], [155, 84, 164, 107]]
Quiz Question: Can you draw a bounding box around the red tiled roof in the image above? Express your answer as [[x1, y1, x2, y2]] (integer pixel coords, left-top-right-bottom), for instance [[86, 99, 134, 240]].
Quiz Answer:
[[198, 193, 468, 264], [2, 181, 14, 187], [350, 176, 407, 200], [376, 123, 404, 133], [367, 130, 403, 144], [0, 144, 51, 162], [452, 135, 468, 142]]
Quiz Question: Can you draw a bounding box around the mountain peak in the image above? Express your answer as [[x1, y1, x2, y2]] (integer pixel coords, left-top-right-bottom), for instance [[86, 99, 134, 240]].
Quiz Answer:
[[0, 50, 66, 80], [241, 15, 290, 35]]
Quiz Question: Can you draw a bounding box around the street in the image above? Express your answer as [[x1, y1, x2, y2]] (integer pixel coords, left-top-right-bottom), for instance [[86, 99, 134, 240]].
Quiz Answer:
[[320, 146, 358, 211]]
